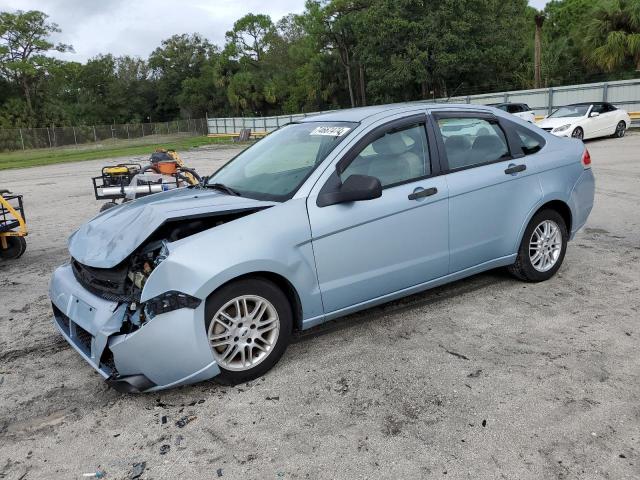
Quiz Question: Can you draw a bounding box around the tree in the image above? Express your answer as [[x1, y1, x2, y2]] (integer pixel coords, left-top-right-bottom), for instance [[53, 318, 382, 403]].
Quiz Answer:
[[534, 13, 545, 88], [0, 10, 72, 124], [303, 0, 367, 108], [225, 14, 276, 63], [584, 0, 640, 71], [149, 34, 213, 119]]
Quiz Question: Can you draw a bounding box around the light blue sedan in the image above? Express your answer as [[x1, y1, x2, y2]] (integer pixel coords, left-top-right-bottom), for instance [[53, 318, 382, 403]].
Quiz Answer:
[[49, 104, 595, 392]]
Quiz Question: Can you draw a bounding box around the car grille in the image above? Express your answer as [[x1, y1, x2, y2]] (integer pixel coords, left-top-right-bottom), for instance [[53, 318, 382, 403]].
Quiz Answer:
[[71, 258, 134, 302], [52, 304, 117, 376], [53, 304, 91, 356], [75, 323, 93, 352]]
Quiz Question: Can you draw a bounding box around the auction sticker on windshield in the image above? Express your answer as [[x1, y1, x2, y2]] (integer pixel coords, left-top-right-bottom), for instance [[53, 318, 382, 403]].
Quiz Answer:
[[310, 126, 351, 136]]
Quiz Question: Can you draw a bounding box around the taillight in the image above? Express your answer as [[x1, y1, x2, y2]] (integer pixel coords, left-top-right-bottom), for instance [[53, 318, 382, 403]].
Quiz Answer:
[[581, 149, 591, 168]]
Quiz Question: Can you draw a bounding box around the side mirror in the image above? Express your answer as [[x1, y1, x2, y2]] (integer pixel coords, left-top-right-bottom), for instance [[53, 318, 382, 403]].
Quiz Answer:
[[317, 174, 382, 207], [590, 111, 600, 117]]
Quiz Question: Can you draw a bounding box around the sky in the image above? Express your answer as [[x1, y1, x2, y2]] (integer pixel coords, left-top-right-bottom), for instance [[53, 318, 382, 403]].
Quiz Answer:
[[0, 0, 550, 63]]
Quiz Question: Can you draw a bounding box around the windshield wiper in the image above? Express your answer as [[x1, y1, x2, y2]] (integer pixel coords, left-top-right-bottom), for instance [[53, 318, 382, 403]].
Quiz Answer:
[[205, 182, 241, 196]]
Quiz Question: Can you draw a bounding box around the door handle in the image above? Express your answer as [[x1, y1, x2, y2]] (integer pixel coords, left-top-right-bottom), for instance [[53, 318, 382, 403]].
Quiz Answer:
[[504, 164, 526, 175], [408, 187, 437, 200]]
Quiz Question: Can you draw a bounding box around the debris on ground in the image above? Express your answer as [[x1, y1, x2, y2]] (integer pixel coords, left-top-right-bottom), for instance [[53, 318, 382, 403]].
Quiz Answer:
[[467, 369, 482, 378], [159, 444, 170, 455], [129, 462, 146, 479], [82, 470, 106, 478], [216, 467, 223, 477], [175, 415, 196, 428], [440, 344, 470, 360], [265, 396, 280, 401], [334, 377, 349, 395]]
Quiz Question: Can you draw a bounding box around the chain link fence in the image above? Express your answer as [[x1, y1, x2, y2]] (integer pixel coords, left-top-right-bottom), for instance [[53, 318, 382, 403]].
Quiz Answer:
[[0, 118, 208, 152]]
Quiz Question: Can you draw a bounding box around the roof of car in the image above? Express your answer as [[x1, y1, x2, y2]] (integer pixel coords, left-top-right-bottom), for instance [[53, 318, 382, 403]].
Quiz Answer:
[[567, 102, 605, 106], [300, 102, 496, 123]]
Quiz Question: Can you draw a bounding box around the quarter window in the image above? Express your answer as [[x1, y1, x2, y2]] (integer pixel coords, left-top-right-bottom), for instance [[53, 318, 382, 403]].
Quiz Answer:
[[340, 124, 431, 187], [515, 128, 544, 155], [436, 117, 509, 170]]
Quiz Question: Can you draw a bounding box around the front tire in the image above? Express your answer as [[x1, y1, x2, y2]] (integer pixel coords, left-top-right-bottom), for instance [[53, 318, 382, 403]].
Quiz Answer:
[[205, 278, 293, 385], [508, 209, 568, 282], [571, 127, 584, 140]]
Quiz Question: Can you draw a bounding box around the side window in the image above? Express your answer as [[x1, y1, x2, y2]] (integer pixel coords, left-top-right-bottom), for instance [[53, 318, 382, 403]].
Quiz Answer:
[[522, 104, 531, 111], [591, 104, 606, 114], [514, 127, 545, 155], [605, 103, 617, 112], [436, 117, 509, 170], [340, 124, 430, 187], [507, 104, 521, 114]]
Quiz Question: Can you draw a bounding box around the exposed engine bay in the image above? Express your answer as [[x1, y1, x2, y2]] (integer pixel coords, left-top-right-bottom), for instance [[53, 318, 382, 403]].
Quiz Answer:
[[70, 209, 265, 334]]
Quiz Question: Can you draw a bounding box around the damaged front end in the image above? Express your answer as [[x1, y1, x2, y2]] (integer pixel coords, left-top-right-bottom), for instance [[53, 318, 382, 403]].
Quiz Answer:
[[50, 189, 276, 392]]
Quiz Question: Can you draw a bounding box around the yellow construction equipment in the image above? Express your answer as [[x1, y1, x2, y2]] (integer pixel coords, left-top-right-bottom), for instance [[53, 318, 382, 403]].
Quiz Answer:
[[0, 189, 27, 260]]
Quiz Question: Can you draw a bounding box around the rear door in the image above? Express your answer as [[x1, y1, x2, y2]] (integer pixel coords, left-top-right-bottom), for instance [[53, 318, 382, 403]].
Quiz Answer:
[[430, 111, 543, 273]]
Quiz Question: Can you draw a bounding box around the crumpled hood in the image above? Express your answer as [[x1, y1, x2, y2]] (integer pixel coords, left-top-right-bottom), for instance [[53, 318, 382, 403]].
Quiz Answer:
[[537, 117, 583, 129], [69, 187, 276, 268]]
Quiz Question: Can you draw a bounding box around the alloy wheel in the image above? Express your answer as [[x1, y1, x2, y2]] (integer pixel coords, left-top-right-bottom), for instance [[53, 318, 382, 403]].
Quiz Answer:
[[571, 128, 583, 139], [208, 295, 280, 371], [529, 220, 563, 272], [616, 122, 626, 138]]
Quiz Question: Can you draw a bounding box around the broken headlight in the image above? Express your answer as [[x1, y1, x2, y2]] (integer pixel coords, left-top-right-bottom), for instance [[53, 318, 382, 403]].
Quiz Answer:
[[144, 291, 201, 319]]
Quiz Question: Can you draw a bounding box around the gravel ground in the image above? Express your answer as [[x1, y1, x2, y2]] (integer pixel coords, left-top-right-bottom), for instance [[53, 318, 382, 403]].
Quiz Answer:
[[0, 135, 639, 480]]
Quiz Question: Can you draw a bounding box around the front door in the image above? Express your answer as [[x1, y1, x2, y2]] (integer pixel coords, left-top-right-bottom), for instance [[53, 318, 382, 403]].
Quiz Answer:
[[306, 116, 449, 314]]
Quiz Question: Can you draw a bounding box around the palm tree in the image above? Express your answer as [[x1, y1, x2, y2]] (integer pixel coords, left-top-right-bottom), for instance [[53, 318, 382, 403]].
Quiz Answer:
[[584, 0, 640, 71], [534, 13, 546, 88]]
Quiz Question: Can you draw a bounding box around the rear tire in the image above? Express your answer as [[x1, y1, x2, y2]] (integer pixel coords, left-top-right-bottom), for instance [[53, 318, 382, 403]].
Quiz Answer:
[[613, 121, 626, 138], [508, 209, 568, 282], [0, 236, 27, 260], [205, 278, 293, 385]]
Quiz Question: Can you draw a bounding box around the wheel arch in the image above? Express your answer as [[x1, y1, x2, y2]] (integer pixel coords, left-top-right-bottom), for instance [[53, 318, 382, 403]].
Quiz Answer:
[[514, 199, 573, 252], [205, 271, 304, 331], [537, 200, 572, 233]]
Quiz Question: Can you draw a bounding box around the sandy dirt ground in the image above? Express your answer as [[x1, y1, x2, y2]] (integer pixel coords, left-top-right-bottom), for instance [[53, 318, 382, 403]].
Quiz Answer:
[[0, 135, 639, 480]]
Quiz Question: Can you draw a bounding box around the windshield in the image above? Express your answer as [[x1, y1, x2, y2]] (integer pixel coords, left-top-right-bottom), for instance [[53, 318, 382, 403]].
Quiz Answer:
[[207, 122, 357, 201], [549, 105, 589, 118]]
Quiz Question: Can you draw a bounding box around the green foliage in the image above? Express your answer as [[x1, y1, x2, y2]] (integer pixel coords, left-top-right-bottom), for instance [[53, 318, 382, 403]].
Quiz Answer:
[[584, 0, 640, 71], [0, 1, 637, 130], [0, 135, 234, 170]]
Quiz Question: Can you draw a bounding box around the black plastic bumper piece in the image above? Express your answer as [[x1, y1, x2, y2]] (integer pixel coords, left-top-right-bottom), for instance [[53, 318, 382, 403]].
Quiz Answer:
[[106, 374, 156, 393]]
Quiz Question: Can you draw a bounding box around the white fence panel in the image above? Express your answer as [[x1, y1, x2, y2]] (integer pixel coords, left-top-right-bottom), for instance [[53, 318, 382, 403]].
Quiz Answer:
[[206, 79, 640, 134]]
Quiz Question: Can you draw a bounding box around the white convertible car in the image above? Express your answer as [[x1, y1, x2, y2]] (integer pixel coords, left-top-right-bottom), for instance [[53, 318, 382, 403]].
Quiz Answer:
[[537, 102, 631, 140]]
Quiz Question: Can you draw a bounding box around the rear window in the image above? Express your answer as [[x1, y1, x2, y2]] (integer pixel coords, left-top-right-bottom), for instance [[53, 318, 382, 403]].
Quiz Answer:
[[436, 117, 509, 170]]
